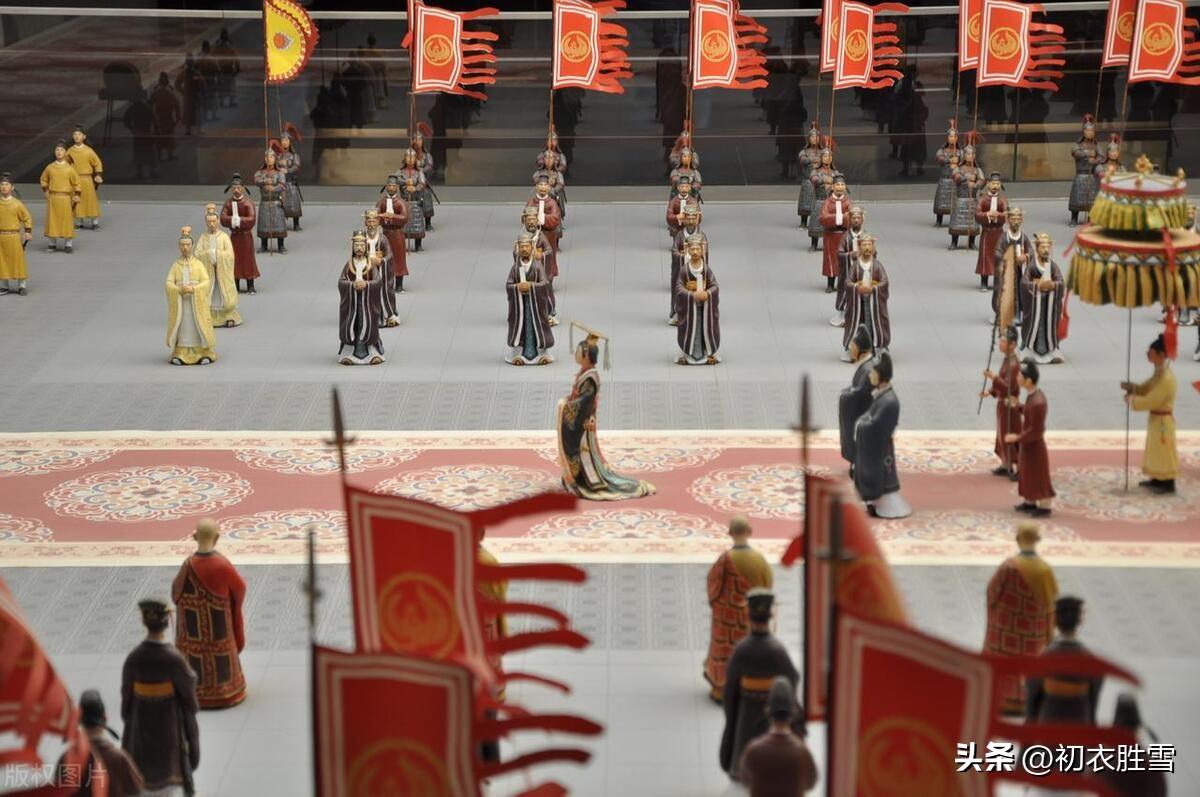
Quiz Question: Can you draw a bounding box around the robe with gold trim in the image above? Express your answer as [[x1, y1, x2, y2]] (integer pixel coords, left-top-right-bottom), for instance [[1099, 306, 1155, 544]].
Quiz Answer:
[[195, 230, 241, 327], [165, 256, 217, 364], [171, 550, 247, 708], [704, 545, 774, 701], [985, 550, 1058, 714], [1129, 365, 1179, 480]]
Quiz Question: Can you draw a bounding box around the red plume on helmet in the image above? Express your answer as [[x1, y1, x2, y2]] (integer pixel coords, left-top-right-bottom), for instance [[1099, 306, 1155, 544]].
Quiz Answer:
[[821, 135, 837, 153], [961, 129, 985, 148], [415, 121, 433, 140], [282, 122, 301, 143], [267, 139, 284, 155]]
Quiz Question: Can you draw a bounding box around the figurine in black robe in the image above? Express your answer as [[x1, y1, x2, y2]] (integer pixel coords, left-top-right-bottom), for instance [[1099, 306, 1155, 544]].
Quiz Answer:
[[337, 230, 385, 365], [1026, 596, 1102, 725], [675, 235, 721, 365], [838, 327, 877, 470], [719, 590, 801, 783], [853, 353, 911, 518], [505, 234, 555, 365]]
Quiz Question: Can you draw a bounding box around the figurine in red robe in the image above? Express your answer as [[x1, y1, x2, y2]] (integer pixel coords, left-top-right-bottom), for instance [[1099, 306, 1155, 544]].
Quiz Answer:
[[219, 173, 260, 294], [974, 172, 1007, 292], [525, 175, 562, 252], [170, 518, 247, 709], [376, 174, 410, 293], [981, 326, 1023, 479], [818, 172, 851, 293], [1006, 362, 1055, 517]]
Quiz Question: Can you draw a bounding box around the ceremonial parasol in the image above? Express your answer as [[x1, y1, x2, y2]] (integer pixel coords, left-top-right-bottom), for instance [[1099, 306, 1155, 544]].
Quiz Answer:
[[1066, 154, 1198, 487]]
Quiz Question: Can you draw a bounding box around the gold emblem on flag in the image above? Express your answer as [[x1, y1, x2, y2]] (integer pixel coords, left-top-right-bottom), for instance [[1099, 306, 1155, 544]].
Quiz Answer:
[[860, 718, 954, 796], [561, 30, 592, 63], [1143, 22, 1175, 56], [702, 29, 731, 61], [835, 556, 906, 624], [424, 34, 455, 67], [831, 17, 840, 41], [377, 572, 460, 657], [988, 26, 1021, 60], [845, 29, 869, 62], [1117, 10, 1135, 41], [348, 739, 451, 797], [968, 12, 982, 42]]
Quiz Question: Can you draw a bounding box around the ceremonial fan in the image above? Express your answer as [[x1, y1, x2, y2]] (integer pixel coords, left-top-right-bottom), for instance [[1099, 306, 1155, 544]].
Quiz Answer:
[[1066, 154, 1199, 488]]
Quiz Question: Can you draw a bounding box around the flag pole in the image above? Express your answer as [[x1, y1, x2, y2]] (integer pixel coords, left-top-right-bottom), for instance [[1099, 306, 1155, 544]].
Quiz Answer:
[[1094, 65, 1105, 121], [549, 86, 556, 138], [275, 85, 284, 137], [822, 493, 844, 797], [815, 68, 823, 128], [828, 87, 837, 139], [261, 6, 270, 148], [798, 376, 811, 732]]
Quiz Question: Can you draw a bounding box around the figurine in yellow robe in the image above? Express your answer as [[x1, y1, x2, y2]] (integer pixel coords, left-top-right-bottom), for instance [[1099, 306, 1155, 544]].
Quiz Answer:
[[166, 226, 217, 365], [39, 140, 80, 252], [195, 204, 241, 327], [0, 172, 33, 295], [67, 125, 103, 229], [1122, 335, 1178, 493]]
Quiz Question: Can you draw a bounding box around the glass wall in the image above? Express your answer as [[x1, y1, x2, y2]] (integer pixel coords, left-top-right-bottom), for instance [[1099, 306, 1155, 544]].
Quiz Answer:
[[0, 5, 1196, 187]]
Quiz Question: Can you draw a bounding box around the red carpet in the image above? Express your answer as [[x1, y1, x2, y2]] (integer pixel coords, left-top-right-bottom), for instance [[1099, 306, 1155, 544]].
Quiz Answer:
[[1, 431, 1197, 566]]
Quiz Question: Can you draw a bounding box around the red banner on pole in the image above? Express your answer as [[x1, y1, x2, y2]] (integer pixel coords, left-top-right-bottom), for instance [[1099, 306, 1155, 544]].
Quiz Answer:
[[833, 2, 908, 90], [553, 0, 632, 93], [978, 0, 1066, 90], [959, 0, 984, 70], [405, 0, 499, 101], [821, 0, 843, 73], [689, 0, 769, 90], [1129, 0, 1200, 85], [1102, 0, 1139, 66]]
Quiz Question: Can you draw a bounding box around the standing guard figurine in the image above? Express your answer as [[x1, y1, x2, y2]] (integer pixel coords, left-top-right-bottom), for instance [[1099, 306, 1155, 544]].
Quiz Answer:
[[675, 234, 721, 365], [1121, 335, 1179, 494], [818, 172, 851, 294], [670, 148, 703, 201], [840, 233, 890, 361], [670, 202, 705, 326], [949, 143, 984, 251], [981, 326, 1023, 479], [839, 327, 878, 476], [796, 122, 822, 229], [276, 123, 303, 231], [337, 230, 386, 365], [975, 172, 1008, 291], [219, 173, 260, 294], [993, 207, 1033, 324], [377, 174, 410, 293], [0, 172, 33, 295], [1068, 115, 1103, 226], [39, 140, 80, 253], [933, 120, 961, 227], [1007, 362, 1054, 517], [165, 226, 217, 366], [363, 209, 398, 328], [852, 353, 910, 518], [67, 125, 103, 231], [666, 176, 696, 240], [410, 128, 436, 229], [401, 173, 427, 252], [527, 176, 563, 252], [833, 206, 867, 327], [521, 206, 559, 325], [807, 142, 836, 252], [253, 147, 287, 254], [398, 148, 432, 249], [1019, 233, 1066, 364], [195, 204, 240, 328], [505, 232, 555, 365]]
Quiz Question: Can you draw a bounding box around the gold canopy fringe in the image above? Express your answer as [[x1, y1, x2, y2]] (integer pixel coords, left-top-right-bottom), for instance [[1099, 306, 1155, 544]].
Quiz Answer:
[[1069, 252, 1200, 308], [1088, 193, 1189, 233]]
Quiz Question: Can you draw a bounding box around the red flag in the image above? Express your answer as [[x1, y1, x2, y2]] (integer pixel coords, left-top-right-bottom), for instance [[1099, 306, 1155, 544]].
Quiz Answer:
[[553, 0, 632, 93], [833, 2, 908, 90], [689, 0, 769, 90], [978, 0, 1067, 90], [1102, 0, 1139, 66], [345, 485, 584, 666], [405, 0, 499, 101], [1057, 289, 1071, 341], [959, 0, 984, 70], [829, 612, 1139, 797], [313, 647, 601, 797], [1129, 0, 1200, 85], [820, 0, 844, 73], [781, 475, 907, 720]]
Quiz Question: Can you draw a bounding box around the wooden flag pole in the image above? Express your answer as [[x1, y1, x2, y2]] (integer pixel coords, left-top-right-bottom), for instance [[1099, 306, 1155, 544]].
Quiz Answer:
[[549, 86, 556, 137], [797, 375, 811, 732], [828, 87, 837, 139], [815, 68, 823, 128], [262, 81, 270, 148], [1094, 65, 1105, 121]]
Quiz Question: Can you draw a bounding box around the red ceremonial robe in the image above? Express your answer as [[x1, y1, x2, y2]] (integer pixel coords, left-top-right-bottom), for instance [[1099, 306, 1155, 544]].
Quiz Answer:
[[974, 192, 1007, 277], [819, 193, 851, 279], [524, 194, 561, 251], [666, 194, 697, 238], [1016, 389, 1055, 503], [985, 551, 1056, 714], [376, 192, 409, 278], [171, 550, 247, 708], [220, 196, 260, 281], [989, 353, 1024, 469]]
